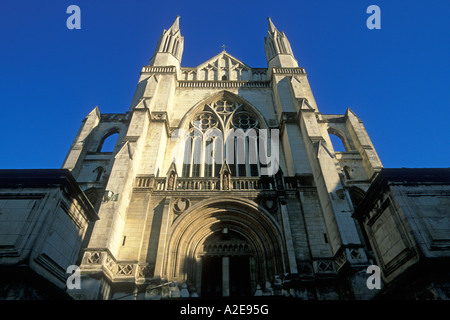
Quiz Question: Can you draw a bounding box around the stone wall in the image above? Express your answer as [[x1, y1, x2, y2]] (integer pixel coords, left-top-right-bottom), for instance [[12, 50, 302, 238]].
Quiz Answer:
[[354, 168, 450, 299], [0, 169, 98, 299]]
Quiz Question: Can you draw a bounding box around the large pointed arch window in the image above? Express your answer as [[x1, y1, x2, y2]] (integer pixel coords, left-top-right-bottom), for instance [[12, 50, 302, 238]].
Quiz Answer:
[[182, 111, 221, 178], [180, 96, 268, 178], [228, 110, 260, 177]]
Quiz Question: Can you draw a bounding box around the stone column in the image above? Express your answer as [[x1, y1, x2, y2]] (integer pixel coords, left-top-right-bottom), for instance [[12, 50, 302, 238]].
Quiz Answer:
[[222, 256, 230, 297], [154, 197, 172, 277], [279, 197, 298, 274]]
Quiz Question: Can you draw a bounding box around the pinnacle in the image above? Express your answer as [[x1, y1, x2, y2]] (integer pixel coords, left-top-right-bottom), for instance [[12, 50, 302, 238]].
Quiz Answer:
[[268, 17, 278, 33], [169, 15, 180, 33]]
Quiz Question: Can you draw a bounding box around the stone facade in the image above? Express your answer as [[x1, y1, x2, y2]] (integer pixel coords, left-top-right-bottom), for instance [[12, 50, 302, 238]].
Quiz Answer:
[[0, 169, 98, 299], [354, 168, 450, 299], [0, 14, 447, 302], [61, 17, 385, 300], [2, 17, 447, 301]]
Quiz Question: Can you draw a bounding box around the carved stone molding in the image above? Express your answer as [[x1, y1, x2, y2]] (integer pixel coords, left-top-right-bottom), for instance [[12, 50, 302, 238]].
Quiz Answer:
[[82, 250, 153, 282], [173, 198, 190, 214], [260, 196, 278, 213], [272, 67, 306, 75], [150, 111, 168, 122], [313, 259, 336, 275], [141, 66, 176, 74]]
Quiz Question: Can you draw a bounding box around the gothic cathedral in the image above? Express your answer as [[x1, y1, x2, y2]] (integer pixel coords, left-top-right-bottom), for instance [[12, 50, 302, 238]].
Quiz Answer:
[[64, 17, 383, 300]]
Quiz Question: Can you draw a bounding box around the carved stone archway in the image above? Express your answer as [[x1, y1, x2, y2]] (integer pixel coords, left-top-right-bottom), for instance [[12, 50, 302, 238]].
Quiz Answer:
[[163, 198, 286, 297]]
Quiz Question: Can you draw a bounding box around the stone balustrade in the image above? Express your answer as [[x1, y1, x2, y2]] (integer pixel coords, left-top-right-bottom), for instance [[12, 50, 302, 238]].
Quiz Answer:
[[134, 175, 284, 191]]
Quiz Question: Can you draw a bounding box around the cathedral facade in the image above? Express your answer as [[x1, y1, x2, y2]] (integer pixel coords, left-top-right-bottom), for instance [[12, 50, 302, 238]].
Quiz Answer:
[[62, 17, 384, 300]]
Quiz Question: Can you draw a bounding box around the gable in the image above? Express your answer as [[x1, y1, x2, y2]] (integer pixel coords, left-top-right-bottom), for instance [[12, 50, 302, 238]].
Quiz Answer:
[[180, 51, 267, 81], [197, 51, 251, 72]]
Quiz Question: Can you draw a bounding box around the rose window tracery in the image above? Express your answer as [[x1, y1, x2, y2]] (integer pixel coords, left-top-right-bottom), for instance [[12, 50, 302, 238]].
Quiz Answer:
[[213, 100, 236, 116], [232, 111, 258, 130], [191, 112, 218, 132]]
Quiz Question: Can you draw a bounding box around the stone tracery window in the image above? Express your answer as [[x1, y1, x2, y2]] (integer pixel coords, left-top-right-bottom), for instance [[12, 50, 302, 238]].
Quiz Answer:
[[181, 98, 264, 178], [214, 100, 235, 116], [191, 111, 218, 132], [228, 110, 260, 177], [232, 111, 258, 130]]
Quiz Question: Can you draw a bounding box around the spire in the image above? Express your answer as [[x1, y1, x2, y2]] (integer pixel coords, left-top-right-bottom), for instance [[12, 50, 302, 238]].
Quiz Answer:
[[169, 16, 180, 34], [268, 17, 278, 34], [150, 16, 184, 66], [264, 17, 298, 68]]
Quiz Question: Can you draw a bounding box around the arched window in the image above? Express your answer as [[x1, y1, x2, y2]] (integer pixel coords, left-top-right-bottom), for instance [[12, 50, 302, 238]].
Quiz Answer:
[[182, 111, 221, 178], [227, 110, 260, 177], [180, 96, 266, 178], [343, 166, 353, 180], [93, 166, 104, 181], [97, 131, 119, 153]]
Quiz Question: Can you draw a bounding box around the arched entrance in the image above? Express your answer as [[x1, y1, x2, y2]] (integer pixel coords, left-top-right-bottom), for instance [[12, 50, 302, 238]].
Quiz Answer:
[[164, 198, 285, 297], [200, 229, 253, 297]]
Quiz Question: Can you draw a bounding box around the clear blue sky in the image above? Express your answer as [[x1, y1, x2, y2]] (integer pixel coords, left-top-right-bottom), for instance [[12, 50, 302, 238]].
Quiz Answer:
[[0, 0, 449, 169]]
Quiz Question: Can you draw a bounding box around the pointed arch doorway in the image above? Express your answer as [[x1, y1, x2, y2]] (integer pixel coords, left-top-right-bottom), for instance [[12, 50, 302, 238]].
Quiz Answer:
[[200, 229, 253, 297], [163, 198, 286, 298]]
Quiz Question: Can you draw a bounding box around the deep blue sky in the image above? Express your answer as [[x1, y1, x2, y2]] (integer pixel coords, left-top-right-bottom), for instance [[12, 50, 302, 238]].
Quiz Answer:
[[0, 0, 449, 169]]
